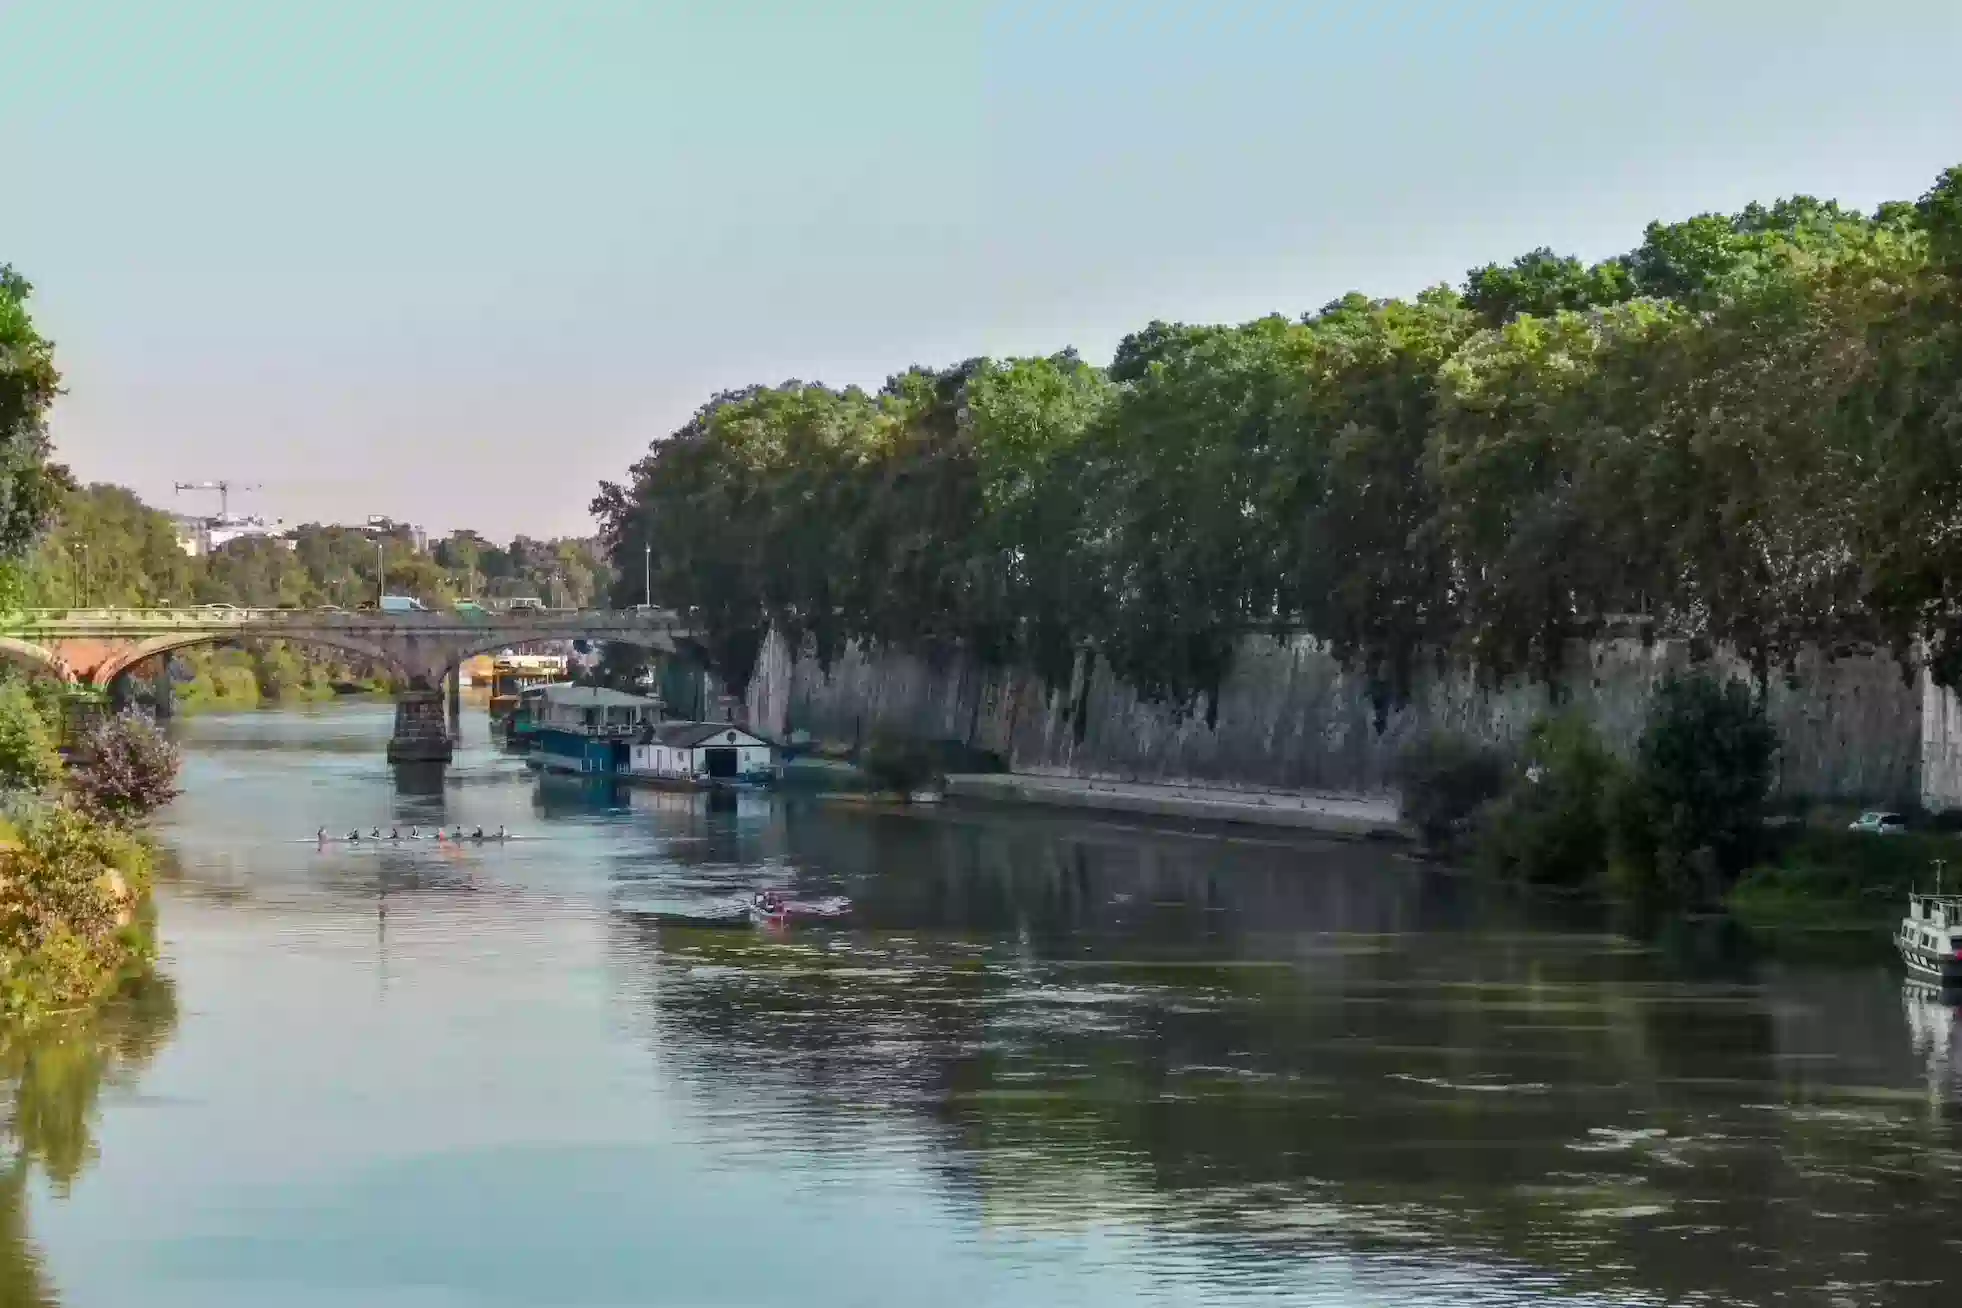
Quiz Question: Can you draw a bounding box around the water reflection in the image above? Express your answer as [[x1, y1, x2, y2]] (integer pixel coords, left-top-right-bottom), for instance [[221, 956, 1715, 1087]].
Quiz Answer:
[[0, 975, 177, 1306], [611, 801, 1962, 1306]]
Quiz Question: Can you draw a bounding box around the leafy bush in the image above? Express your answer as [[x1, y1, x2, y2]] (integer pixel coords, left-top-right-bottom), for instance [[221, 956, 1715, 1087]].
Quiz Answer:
[[67, 711, 181, 823], [1476, 713, 1623, 887], [1396, 731, 1507, 852], [0, 803, 155, 1019], [1615, 674, 1778, 905], [859, 733, 937, 796], [0, 680, 63, 794]]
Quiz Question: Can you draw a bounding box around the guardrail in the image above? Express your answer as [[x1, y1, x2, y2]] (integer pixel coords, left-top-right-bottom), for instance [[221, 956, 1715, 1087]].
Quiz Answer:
[[0, 606, 679, 627]]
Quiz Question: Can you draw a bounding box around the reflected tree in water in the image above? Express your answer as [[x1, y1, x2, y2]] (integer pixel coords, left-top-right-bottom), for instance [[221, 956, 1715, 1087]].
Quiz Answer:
[[0, 973, 177, 1305]]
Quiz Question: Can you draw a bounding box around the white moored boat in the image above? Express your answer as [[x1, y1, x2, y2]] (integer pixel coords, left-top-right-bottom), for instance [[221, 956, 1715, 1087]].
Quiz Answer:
[[1897, 888, 1962, 987]]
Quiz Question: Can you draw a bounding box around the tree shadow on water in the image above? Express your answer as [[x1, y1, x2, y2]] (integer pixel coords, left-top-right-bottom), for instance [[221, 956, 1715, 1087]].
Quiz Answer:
[[0, 970, 178, 1305]]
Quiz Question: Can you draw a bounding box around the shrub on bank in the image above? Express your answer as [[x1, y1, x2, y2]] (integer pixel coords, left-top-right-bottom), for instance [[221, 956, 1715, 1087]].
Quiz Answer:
[[0, 681, 63, 793], [1613, 675, 1778, 906], [1395, 731, 1507, 854], [0, 804, 155, 1021], [1475, 713, 1621, 888], [1400, 674, 1780, 911], [68, 711, 180, 823], [860, 733, 939, 796]]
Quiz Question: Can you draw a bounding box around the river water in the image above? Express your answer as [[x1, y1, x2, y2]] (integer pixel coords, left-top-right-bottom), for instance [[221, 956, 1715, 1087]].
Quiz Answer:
[[6, 704, 1962, 1305]]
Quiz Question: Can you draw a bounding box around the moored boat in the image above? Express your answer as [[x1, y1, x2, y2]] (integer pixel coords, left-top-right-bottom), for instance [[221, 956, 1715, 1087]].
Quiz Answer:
[[1897, 888, 1962, 986]]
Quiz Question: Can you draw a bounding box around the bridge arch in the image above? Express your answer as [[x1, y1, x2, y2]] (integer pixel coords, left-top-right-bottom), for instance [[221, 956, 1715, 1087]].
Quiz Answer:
[[438, 630, 680, 679], [0, 636, 70, 682], [90, 630, 413, 689]]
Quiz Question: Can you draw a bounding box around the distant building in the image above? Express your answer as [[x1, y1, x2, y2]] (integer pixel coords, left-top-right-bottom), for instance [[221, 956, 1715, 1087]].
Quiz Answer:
[[365, 516, 429, 553], [172, 513, 293, 556]]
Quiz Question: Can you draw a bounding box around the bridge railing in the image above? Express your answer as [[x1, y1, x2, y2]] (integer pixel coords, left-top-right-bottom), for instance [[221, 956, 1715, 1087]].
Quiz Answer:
[[0, 606, 680, 628]]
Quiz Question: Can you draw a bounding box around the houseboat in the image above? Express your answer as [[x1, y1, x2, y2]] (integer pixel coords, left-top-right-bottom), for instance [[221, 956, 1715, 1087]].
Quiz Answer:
[[627, 721, 777, 788], [489, 654, 571, 732], [1898, 887, 1962, 987], [516, 683, 661, 777]]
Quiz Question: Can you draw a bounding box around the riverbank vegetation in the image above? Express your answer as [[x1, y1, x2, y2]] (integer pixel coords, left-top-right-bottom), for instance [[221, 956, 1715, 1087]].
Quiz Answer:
[[1402, 669, 1962, 924], [1401, 674, 1780, 908], [595, 164, 1962, 726], [0, 267, 182, 1023], [0, 686, 180, 1022]]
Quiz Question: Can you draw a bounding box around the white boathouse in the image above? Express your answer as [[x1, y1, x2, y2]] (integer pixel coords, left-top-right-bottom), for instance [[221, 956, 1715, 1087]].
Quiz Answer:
[[629, 722, 776, 782]]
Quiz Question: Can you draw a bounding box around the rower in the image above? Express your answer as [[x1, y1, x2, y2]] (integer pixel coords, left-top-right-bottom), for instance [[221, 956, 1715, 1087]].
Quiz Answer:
[[496, 825, 508, 841], [390, 827, 400, 841], [471, 826, 484, 841], [317, 827, 327, 843], [370, 827, 382, 840], [408, 826, 421, 840], [347, 829, 361, 843]]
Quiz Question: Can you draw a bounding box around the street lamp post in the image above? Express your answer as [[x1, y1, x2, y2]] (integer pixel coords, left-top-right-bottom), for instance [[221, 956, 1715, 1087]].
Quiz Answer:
[[643, 542, 651, 608], [376, 537, 385, 608]]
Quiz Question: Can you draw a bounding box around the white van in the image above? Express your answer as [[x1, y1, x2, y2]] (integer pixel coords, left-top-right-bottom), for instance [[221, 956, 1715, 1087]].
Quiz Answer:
[[379, 595, 428, 613]]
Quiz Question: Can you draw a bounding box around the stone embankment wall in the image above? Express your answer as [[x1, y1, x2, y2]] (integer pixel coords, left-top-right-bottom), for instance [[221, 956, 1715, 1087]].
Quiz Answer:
[[745, 629, 1936, 806], [1922, 679, 1962, 812]]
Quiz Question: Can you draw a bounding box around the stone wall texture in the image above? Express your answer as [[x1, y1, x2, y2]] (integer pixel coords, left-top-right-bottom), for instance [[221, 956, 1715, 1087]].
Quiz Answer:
[[1922, 676, 1962, 812], [746, 629, 1939, 807]]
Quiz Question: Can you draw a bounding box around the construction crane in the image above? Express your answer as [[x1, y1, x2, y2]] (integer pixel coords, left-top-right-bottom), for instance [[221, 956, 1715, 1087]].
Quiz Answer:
[[174, 480, 262, 520]]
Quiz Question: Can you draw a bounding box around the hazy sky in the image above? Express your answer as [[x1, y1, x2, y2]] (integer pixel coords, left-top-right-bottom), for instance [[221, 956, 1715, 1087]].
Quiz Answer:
[[4, 1, 1959, 540]]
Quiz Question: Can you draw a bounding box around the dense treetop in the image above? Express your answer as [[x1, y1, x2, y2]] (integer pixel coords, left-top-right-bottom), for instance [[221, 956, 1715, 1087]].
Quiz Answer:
[[595, 164, 1962, 719], [0, 269, 70, 586]]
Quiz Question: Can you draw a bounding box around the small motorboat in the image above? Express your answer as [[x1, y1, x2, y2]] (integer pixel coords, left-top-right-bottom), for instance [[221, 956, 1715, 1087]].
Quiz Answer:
[[748, 888, 851, 925]]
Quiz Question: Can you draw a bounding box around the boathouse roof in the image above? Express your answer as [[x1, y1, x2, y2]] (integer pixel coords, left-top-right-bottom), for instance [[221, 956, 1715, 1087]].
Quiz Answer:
[[651, 721, 773, 749], [532, 684, 659, 709]]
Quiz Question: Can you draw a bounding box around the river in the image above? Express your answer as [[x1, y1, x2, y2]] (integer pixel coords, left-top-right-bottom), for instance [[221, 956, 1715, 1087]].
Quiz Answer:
[[4, 703, 1962, 1305]]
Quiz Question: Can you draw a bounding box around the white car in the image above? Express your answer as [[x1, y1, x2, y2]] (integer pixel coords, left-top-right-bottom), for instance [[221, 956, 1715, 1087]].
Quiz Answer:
[[1848, 811, 1909, 835]]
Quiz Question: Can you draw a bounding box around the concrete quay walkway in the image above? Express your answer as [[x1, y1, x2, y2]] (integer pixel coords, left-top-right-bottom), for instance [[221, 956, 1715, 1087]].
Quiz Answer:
[[942, 773, 1406, 838]]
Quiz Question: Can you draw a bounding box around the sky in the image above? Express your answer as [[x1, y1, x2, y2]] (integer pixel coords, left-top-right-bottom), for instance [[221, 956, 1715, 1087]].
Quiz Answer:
[[3, 0, 1959, 541]]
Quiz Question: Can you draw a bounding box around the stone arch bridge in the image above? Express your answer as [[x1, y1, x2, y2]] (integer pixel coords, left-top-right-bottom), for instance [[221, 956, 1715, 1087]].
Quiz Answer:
[[0, 606, 692, 760]]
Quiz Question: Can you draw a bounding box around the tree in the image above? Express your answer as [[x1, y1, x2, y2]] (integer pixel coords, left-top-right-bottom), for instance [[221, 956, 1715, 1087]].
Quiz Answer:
[[0, 268, 69, 573], [1462, 248, 1633, 327], [1475, 713, 1622, 887], [1618, 675, 1778, 904], [0, 681, 62, 794], [68, 711, 180, 823]]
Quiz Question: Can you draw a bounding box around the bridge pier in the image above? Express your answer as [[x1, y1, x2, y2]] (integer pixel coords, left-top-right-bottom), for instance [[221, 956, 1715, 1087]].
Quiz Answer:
[[108, 670, 135, 714], [448, 669, 462, 744], [385, 689, 453, 766], [153, 654, 174, 720]]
